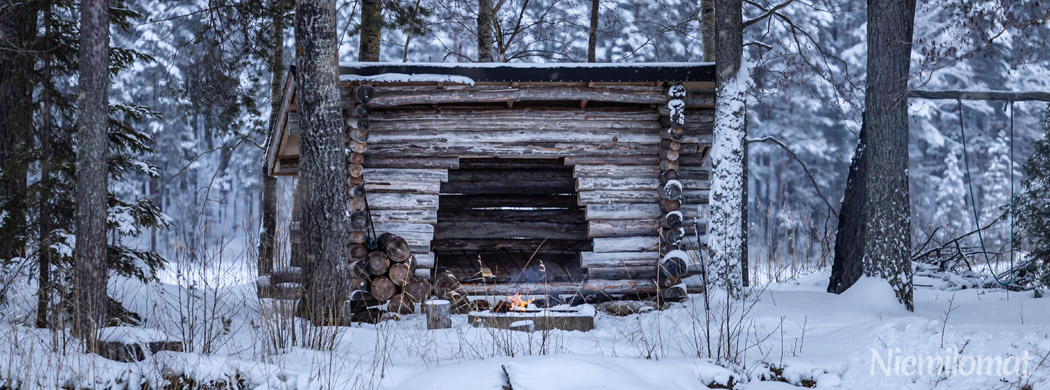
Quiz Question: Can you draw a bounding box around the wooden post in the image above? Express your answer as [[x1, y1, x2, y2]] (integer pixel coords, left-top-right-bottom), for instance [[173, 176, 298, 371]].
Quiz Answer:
[[425, 300, 452, 329]]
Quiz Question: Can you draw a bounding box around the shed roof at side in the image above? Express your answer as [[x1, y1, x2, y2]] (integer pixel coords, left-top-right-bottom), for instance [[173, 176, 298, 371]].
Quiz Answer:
[[265, 62, 716, 176]]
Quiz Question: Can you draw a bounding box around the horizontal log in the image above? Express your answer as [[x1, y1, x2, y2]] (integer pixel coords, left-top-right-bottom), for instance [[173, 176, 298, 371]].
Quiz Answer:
[[578, 190, 658, 205], [458, 157, 566, 169], [573, 164, 661, 178], [366, 193, 439, 210], [415, 253, 435, 269], [436, 208, 586, 224], [564, 155, 658, 166], [371, 222, 435, 234], [364, 168, 449, 182], [365, 179, 442, 194], [438, 194, 579, 209], [363, 141, 719, 159], [371, 209, 438, 224], [585, 203, 699, 220], [459, 279, 659, 296], [363, 156, 460, 169], [580, 251, 657, 267], [592, 236, 660, 253], [587, 266, 657, 280], [576, 177, 659, 191], [588, 219, 703, 238], [907, 89, 1050, 102], [434, 221, 587, 240], [368, 130, 679, 145], [365, 86, 671, 107], [431, 238, 591, 252]]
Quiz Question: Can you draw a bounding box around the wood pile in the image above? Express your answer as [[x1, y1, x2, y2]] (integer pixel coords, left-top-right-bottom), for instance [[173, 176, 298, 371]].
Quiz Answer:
[[347, 233, 434, 318], [656, 84, 690, 291]]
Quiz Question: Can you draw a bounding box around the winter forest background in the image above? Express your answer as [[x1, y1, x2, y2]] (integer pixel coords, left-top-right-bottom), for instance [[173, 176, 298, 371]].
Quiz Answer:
[[93, 0, 1049, 286]]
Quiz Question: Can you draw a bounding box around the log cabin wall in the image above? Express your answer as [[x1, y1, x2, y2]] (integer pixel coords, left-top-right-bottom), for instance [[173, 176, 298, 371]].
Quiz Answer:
[[265, 63, 715, 298]]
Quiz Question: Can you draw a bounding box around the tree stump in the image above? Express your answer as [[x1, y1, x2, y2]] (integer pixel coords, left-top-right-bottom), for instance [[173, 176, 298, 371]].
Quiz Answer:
[[425, 300, 452, 329]]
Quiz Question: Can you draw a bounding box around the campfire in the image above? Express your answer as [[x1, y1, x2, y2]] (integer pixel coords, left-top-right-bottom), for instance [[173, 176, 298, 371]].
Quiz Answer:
[[469, 292, 596, 332]]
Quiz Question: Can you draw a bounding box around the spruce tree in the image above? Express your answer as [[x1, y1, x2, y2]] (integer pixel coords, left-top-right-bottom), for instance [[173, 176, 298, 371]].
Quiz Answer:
[[1016, 105, 1050, 284]]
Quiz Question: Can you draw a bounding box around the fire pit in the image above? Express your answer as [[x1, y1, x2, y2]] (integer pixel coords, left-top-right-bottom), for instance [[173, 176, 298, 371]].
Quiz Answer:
[[468, 295, 595, 332]]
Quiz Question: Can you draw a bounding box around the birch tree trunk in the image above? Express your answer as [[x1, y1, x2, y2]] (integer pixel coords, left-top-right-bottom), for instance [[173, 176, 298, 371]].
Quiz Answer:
[[707, 0, 748, 294], [294, 0, 352, 324], [828, 0, 916, 311], [477, 0, 494, 62], [73, 0, 110, 345], [587, 0, 598, 62], [359, 0, 382, 61], [259, 0, 286, 276]]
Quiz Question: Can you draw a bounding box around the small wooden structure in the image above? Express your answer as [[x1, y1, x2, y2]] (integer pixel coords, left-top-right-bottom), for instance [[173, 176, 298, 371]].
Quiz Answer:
[[265, 62, 714, 299]]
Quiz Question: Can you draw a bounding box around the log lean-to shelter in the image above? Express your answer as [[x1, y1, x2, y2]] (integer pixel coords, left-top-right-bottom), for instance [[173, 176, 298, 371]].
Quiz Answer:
[[263, 62, 715, 301]]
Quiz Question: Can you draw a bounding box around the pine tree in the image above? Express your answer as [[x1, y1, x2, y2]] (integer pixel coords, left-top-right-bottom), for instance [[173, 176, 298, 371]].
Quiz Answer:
[[982, 128, 1014, 247], [1016, 105, 1050, 282], [934, 144, 966, 239]]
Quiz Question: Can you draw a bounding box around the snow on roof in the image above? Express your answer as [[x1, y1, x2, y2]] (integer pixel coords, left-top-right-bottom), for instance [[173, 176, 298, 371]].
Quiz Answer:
[[335, 62, 716, 83], [339, 72, 475, 85]]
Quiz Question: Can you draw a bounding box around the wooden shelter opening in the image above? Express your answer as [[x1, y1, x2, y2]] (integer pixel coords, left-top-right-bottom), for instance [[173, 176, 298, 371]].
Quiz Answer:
[[433, 158, 590, 283]]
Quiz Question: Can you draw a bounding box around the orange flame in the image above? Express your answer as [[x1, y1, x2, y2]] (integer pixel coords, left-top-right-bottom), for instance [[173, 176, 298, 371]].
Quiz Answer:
[[507, 292, 534, 311]]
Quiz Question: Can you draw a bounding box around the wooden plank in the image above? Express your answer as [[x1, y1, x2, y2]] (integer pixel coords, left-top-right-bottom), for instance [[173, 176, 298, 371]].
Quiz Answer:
[[592, 236, 660, 253], [434, 221, 588, 240], [439, 194, 579, 209], [367, 193, 439, 210], [588, 219, 704, 238], [436, 208, 586, 224], [585, 204, 699, 220], [578, 190, 658, 205], [370, 209, 438, 224], [364, 168, 448, 182], [573, 164, 661, 178], [365, 180, 442, 194], [576, 177, 659, 191], [364, 141, 663, 158], [564, 155, 658, 166], [371, 222, 435, 234], [587, 266, 657, 280], [580, 251, 657, 267], [364, 86, 670, 107], [368, 130, 667, 145], [431, 238, 591, 252], [363, 157, 460, 169]]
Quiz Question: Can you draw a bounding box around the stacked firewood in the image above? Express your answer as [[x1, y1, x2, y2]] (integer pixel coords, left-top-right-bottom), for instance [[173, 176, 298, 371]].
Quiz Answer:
[[348, 232, 433, 315], [430, 270, 478, 314], [656, 84, 689, 290]]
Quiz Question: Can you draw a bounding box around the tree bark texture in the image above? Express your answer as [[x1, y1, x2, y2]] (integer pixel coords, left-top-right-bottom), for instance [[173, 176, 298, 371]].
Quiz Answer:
[[477, 0, 494, 62], [829, 0, 916, 311], [700, 0, 715, 62], [259, 0, 286, 276], [0, 2, 35, 262], [587, 0, 598, 62], [359, 0, 382, 61], [37, 3, 53, 329], [294, 0, 352, 324], [707, 0, 747, 294], [74, 0, 110, 344]]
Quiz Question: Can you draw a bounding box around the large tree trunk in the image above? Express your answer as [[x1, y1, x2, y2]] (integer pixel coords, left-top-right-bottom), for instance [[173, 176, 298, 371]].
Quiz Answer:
[[477, 0, 494, 62], [259, 0, 286, 276], [359, 0, 382, 61], [707, 0, 747, 294], [0, 2, 35, 263], [73, 0, 110, 345], [294, 0, 351, 324], [828, 0, 916, 311], [586, 0, 598, 62], [699, 0, 715, 63]]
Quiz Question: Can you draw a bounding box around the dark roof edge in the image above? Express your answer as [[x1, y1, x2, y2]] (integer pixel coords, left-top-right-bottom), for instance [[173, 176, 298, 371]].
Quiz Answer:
[[337, 62, 715, 83]]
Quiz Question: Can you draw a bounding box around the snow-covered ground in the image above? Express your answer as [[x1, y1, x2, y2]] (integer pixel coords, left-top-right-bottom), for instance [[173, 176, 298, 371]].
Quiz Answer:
[[1, 271, 1048, 389]]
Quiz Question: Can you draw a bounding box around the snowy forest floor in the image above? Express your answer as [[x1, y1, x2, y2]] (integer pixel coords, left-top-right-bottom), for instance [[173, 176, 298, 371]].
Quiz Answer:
[[2, 271, 1049, 389]]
